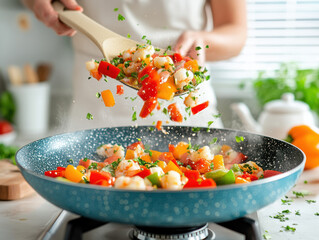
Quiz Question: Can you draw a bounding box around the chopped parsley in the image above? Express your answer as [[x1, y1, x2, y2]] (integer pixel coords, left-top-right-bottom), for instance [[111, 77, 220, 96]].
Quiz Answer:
[[88, 162, 98, 170], [306, 200, 316, 204], [195, 46, 202, 51], [192, 127, 201, 133], [209, 137, 218, 145], [281, 199, 293, 205], [142, 35, 146, 40], [132, 111, 137, 121], [96, 92, 101, 98], [270, 211, 289, 222], [281, 225, 296, 232], [114, 8, 119, 11], [292, 191, 307, 198], [235, 136, 244, 142], [140, 74, 149, 81], [162, 108, 168, 115], [295, 210, 301, 216], [86, 113, 93, 120], [130, 96, 137, 101], [207, 121, 214, 127], [205, 45, 209, 49], [315, 212, 319, 216], [136, 158, 159, 169], [67, 159, 74, 164], [127, 33, 131, 38], [263, 230, 272, 240], [118, 14, 125, 21], [304, 180, 308, 184]]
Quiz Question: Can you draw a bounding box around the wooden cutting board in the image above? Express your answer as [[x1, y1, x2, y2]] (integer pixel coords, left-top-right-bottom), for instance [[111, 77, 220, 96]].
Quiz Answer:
[[0, 160, 34, 200]]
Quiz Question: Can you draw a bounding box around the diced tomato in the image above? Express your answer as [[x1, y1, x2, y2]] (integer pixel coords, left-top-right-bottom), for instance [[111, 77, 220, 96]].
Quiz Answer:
[[134, 168, 151, 178], [139, 97, 158, 118], [116, 85, 124, 95], [239, 173, 259, 181], [190, 159, 211, 174], [173, 53, 183, 63], [167, 103, 183, 122], [90, 171, 115, 186], [98, 61, 121, 79], [155, 120, 162, 131], [0, 120, 13, 134], [191, 101, 209, 115], [44, 169, 64, 178], [127, 141, 145, 150], [183, 169, 200, 180], [263, 170, 282, 178]]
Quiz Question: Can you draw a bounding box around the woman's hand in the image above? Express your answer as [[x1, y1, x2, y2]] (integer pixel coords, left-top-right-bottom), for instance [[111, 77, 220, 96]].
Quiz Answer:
[[174, 31, 206, 66], [22, 0, 83, 36]]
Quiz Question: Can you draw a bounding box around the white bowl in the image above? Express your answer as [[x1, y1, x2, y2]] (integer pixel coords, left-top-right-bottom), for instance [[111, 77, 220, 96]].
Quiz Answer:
[[0, 131, 17, 145]]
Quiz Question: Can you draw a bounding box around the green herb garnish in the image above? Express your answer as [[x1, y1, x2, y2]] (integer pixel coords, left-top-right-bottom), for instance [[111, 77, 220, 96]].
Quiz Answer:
[[118, 14, 125, 21], [86, 113, 93, 120]]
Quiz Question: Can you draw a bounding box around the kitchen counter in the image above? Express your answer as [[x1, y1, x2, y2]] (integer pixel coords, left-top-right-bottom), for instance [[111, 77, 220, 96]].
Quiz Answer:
[[1, 167, 318, 240]]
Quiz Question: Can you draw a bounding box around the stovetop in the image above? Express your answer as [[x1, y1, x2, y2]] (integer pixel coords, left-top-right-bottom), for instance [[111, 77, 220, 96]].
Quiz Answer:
[[40, 210, 261, 240]]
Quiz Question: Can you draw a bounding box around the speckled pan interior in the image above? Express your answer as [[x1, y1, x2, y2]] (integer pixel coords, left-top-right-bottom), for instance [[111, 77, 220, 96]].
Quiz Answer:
[[16, 126, 305, 227]]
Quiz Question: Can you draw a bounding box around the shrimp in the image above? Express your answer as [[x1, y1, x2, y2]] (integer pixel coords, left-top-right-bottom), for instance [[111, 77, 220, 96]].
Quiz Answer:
[[184, 90, 199, 108], [122, 48, 135, 60], [123, 62, 141, 75], [153, 56, 174, 71], [97, 144, 125, 159], [174, 68, 194, 90], [114, 176, 146, 190], [85, 59, 98, 71], [149, 166, 165, 176], [190, 146, 214, 162], [115, 160, 141, 177], [160, 171, 183, 190], [238, 161, 264, 178], [132, 45, 155, 62]]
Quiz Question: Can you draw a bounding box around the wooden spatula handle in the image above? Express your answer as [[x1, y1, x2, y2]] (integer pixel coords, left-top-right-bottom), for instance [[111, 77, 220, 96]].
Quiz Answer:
[[52, 1, 120, 58]]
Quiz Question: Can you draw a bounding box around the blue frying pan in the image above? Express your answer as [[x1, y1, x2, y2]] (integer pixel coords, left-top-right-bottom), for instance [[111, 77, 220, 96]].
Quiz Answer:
[[16, 126, 305, 227]]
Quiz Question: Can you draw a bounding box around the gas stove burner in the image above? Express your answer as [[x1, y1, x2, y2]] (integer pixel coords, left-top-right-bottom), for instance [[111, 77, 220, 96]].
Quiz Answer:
[[129, 223, 215, 240]]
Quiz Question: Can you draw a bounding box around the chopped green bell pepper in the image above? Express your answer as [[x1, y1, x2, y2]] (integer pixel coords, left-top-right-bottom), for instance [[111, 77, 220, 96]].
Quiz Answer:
[[146, 172, 161, 187], [215, 170, 236, 185], [205, 169, 228, 180]]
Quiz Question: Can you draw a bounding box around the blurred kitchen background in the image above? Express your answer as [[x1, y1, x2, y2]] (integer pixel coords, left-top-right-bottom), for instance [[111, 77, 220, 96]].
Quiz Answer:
[[0, 0, 319, 144]]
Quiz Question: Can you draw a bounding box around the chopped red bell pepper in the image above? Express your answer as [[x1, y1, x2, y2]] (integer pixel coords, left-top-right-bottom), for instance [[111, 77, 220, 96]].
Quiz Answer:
[[168, 144, 175, 153], [90, 171, 115, 186], [134, 168, 151, 178], [191, 101, 209, 115], [116, 85, 124, 95], [139, 97, 158, 118], [98, 61, 121, 79], [44, 169, 64, 178], [173, 53, 183, 63], [138, 80, 159, 101], [79, 159, 96, 169], [263, 170, 282, 178], [239, 173, 259, 181], [184, 178, 216, 188], [167, 103, 183, 122], [183, 169, 200, 180]]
